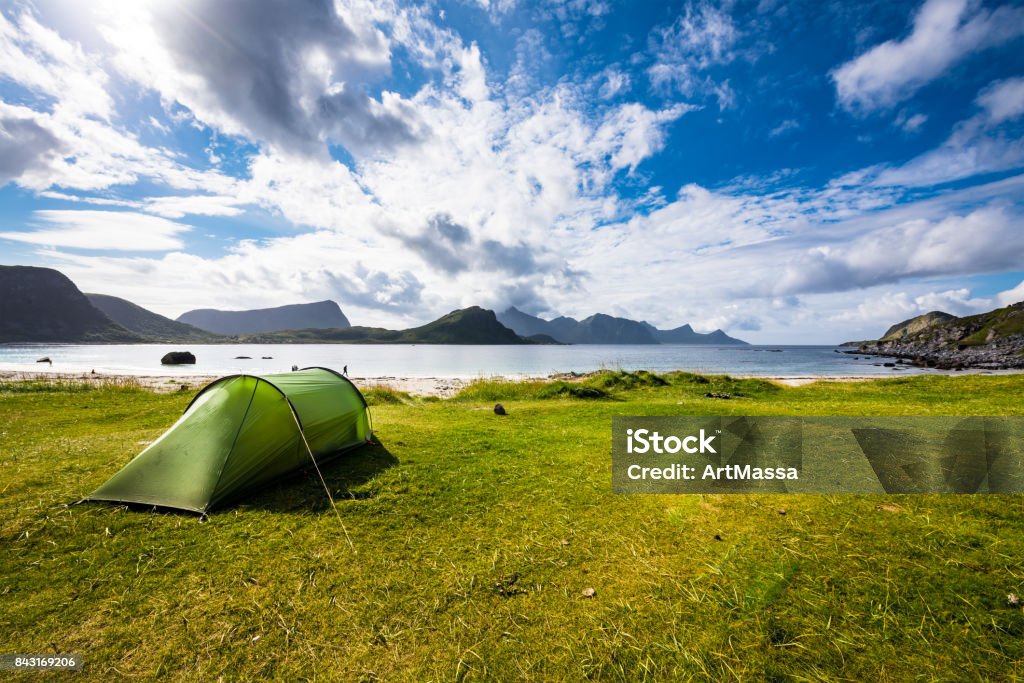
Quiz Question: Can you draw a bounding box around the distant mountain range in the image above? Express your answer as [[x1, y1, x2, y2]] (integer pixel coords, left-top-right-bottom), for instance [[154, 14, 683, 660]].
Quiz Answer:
[[497, 307, 747, 345], [0, 264, 749, 347], [0, 265, 536, 345], [177, 300, 350, 335], [87, 294, 219, 342], [238, 306, 536, 344]]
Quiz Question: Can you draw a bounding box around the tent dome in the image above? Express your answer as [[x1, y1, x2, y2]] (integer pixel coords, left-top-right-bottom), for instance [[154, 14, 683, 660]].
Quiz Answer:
[[87, 367, 371, 513]]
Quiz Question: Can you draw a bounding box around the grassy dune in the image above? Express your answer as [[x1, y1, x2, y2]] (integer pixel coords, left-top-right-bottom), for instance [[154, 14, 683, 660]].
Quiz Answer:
[[1, 372, 1023, 680]]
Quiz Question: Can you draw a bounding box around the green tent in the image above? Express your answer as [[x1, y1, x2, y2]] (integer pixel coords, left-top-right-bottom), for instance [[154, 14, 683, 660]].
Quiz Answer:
[[87, 367, 371, 513]]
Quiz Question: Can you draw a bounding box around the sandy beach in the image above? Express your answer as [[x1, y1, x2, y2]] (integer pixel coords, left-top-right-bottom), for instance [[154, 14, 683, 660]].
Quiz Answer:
[[2, 368, 998, 396], [0, 369, 477, 397]]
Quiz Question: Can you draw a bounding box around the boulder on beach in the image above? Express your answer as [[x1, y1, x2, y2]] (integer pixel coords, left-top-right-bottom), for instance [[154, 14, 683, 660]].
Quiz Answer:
[[234, 356, 252, 359], [36, 356, 51, 363], [161, 351, 196, 365]]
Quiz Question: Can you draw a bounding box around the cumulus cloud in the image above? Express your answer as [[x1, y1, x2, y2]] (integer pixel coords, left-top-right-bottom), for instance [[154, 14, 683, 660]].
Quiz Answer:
[[832, 0, 1024, 112], [0, 102, 63, 185], [397, 213, 543, 277], [694, 306, 763, 333], [773, 205, 1024, 295], [0, 210, 191, 251], [322, 268, 425, 313], [100, 0, 424, 156], [399, 213, 473, 275], [997, 280, 1024, 307], [831, 288, 992, 333], [976, 76, 1024, 124]]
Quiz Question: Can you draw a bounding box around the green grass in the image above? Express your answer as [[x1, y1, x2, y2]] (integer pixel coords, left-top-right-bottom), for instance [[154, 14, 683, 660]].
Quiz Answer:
[[2, 372, 1024, 680], [0, 376, 144, 394]]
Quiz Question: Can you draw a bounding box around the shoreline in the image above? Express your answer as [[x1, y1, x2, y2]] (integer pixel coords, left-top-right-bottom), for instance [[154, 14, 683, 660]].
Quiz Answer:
[[2, 367, 1019, 396]]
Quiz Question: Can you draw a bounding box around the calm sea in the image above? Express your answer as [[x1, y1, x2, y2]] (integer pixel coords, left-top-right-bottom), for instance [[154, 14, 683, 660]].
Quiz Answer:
[[0, 343, 933, 378]]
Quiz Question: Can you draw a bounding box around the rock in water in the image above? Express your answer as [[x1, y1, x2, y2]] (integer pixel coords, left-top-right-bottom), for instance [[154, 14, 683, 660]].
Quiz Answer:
[[494, 403, 507, 415], [161, 351, 196, 365]]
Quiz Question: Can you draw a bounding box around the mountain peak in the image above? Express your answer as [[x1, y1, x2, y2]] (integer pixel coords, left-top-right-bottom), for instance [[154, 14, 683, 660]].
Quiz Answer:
[[881, 311, 956, 341], [177, 300, 351, 335], [497, 306, 747, 345], [0, 266, 141, 343]]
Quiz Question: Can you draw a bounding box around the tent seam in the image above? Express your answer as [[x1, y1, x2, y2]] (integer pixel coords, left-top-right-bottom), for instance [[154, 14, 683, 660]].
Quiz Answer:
[[204, 377, 262, 513]]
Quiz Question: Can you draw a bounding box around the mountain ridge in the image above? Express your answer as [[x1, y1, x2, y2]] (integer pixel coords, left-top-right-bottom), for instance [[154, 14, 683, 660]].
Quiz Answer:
[[880, 311, 957, 341], [236, 306, 538, 344], [178, 300, 351, 335], [0, 266, 142, 343], [87, 294, 222, 342], [497, 306, 748, 345]]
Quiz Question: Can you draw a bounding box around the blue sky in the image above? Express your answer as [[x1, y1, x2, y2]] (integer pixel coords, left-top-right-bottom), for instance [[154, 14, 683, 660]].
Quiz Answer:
[[1, 0, 1023, 343]]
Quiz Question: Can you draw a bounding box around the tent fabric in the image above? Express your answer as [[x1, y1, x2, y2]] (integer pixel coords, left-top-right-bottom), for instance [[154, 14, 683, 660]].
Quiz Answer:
[[87, 367, 371, 513]]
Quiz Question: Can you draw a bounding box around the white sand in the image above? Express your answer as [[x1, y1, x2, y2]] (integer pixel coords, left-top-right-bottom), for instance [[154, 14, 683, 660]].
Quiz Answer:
[[0, 369, 475, 397], [1, 368, 1013, 396]]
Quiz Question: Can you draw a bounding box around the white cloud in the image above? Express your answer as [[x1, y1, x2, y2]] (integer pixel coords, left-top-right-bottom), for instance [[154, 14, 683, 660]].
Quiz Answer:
[[977, 76, 1024, 124], [142, 195, 247, 219], [773, 205, 1024, 295], [0, 210, 191, 251], [598, 68, 631, 99], [647, 2, 739, 107], [98, 0, 422, 157], [832, 0, 1024, 112], [472, 0, 518, 20], [0, 9, 112, 119], [830, 288, 992, 333], [769, 118, 799, 137], [996, 280, 1024, 307], [0, 101, 64, 185], [0, 9, 242, 195], [894, 111, 927, 132], [875, 77, 1024, 187]]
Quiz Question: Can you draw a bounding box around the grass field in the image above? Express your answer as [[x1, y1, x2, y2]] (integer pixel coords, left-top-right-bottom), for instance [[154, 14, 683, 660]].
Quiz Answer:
[[2, 372, 1023, 681]]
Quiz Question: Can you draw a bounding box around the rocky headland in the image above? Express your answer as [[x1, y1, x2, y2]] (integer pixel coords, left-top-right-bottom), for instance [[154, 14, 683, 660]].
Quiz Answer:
[[849, 302, 1024, 370]]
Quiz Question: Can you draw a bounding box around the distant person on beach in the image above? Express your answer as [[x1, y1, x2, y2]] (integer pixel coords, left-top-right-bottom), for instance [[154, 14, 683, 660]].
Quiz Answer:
[[343, 365, 348, 376]]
